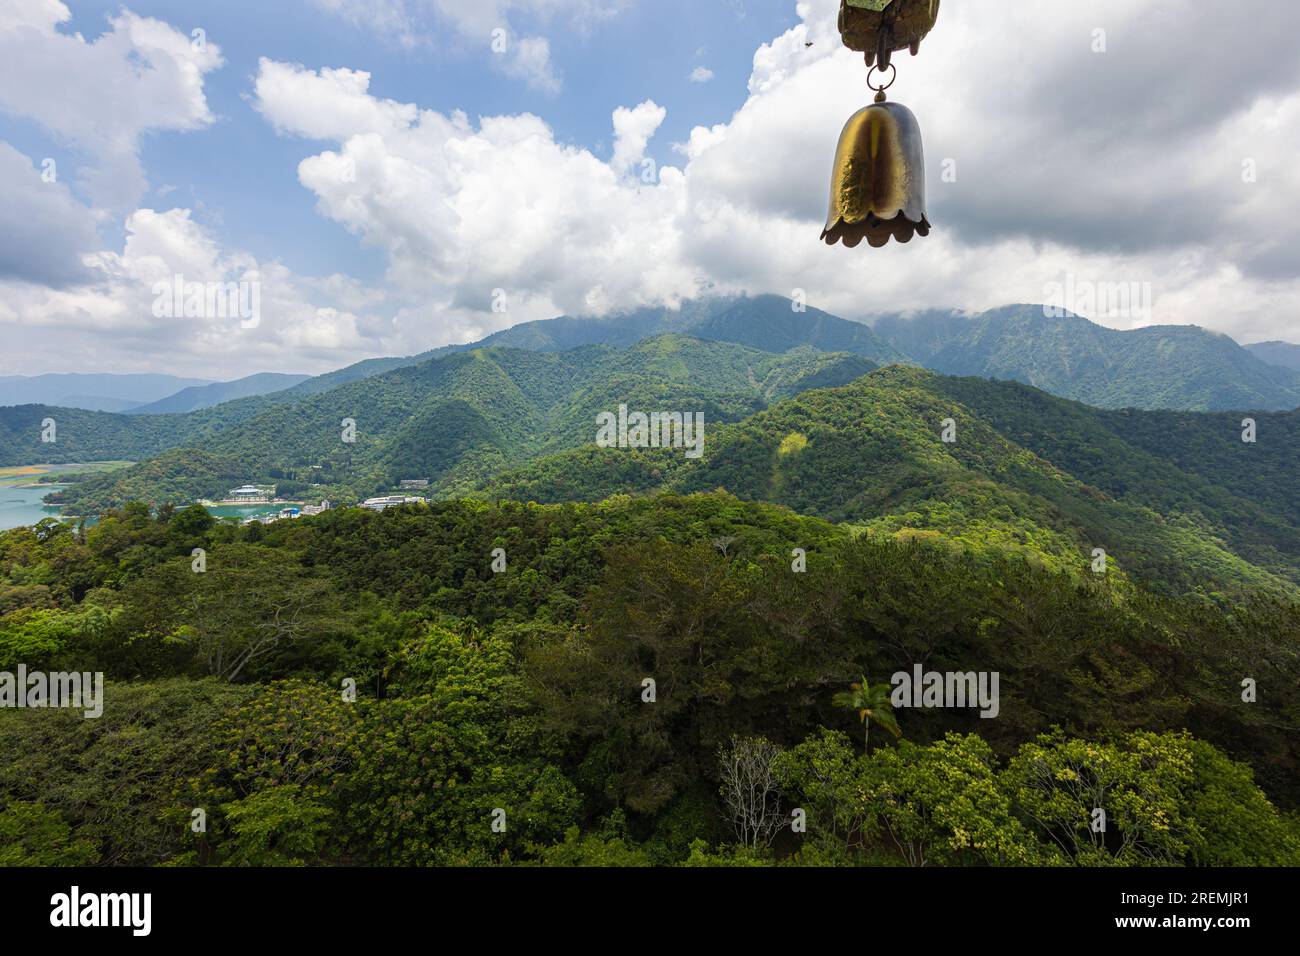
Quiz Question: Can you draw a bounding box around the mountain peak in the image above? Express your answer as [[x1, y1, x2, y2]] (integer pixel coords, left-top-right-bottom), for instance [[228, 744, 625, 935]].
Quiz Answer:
[[873, 305, 1300, 411]]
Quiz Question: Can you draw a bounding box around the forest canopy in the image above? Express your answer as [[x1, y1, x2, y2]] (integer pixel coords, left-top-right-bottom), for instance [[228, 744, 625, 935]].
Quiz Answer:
[[2, 494, 1296, 866]]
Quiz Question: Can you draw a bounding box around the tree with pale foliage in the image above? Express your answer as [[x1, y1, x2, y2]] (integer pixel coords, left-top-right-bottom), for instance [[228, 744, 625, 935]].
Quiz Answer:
[[718, 734, 785, 851]]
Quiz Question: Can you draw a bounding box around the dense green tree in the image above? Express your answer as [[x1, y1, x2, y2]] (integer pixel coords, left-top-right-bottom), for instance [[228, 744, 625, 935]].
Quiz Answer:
[[868, 735, 1043, 867], [1002, 730, 1195, 866], [217, 785, 334, 867], [0, 802, 98, 866]]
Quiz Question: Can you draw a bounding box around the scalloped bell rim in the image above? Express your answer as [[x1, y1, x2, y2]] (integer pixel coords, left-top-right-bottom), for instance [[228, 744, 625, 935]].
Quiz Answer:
[[821, 211, 932, 248]]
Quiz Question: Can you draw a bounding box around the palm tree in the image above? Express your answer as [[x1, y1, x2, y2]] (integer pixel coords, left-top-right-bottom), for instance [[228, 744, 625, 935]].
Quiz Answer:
[[833, 676, 901, 752]]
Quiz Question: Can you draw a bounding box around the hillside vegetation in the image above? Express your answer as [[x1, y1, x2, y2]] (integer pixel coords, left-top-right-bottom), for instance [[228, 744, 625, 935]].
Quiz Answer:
[[475, 366, 1300, 598], [49, 336, 874, 511], [1, 494, 1296, 866]]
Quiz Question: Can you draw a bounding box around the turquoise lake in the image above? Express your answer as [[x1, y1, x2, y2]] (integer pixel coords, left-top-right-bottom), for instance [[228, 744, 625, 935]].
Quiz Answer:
[[0, 466, 295, 531], [0, 481, 67, 530]]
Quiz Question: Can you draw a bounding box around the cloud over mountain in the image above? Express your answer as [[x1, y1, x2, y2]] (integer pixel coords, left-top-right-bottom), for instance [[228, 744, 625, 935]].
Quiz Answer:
[[3, 0, 1299, 378]]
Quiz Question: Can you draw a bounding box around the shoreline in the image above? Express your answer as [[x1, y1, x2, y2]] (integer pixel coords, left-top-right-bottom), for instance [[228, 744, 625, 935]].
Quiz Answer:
[[201, 499, 307, 507], [0, 461, 133, 493]]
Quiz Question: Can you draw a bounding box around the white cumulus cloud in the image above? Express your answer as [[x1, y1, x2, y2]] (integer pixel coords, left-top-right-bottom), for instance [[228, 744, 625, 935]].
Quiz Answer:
[[0, 1, 224, 212], [259, 0, 1300, 345]]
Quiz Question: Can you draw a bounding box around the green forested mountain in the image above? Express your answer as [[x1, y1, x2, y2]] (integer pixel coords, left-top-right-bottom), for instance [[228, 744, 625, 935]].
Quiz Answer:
[[48, 336, 875, 512], [327, 296, 1295, 413], [932, 378, 1300, 578], [0, 371, 304, 421], [466, 299, 713, 350], [1, 330, 485, 467], [473, 366, 1300, 598], [0, 296, 892, 466], [690, 296, 908, 361], [873, 305, 1300, 411], [0, 354, 481, 466], [43, 345, 1300, 600], [6, 298, 1293, 472], [0, 395, 282, 466]]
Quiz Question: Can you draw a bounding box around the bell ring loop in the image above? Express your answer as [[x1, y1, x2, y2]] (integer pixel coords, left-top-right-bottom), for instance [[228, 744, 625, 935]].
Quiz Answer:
[[866, 62, 897, 92]]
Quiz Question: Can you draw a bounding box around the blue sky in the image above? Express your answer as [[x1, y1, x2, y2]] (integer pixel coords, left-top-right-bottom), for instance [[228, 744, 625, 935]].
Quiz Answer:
[[2, 0, 1298, 378], [25, 0, 795, 283]]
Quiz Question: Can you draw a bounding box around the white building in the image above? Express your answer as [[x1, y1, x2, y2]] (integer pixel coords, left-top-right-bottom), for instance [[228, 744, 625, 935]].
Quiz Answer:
[[360, 495, 425, 512], [229, 485, 265, 499]]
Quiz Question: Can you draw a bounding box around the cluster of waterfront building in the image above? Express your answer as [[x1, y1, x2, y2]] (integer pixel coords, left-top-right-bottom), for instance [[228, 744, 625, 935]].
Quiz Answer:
[[226, 483, 427, 525], [238, 503, 333, 526]]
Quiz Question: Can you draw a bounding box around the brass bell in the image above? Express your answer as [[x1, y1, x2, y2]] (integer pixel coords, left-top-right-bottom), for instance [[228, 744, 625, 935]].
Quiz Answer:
[[823, 0, 938, 248], [821, 95, 929, 248]]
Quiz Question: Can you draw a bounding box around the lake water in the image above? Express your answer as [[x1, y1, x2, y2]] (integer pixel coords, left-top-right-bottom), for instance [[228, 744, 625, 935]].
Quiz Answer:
[[205, 503, 303, 522], [0, 462, 96, 530], [0, 481, 67, 530], [0, 465, 297, 531]]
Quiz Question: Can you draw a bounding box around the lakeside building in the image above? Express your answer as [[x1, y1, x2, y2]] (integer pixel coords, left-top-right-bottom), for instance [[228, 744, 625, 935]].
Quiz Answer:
[[237, 501, 331, 526], [229, 485, 269, 502], [361, 495, 425, 512]]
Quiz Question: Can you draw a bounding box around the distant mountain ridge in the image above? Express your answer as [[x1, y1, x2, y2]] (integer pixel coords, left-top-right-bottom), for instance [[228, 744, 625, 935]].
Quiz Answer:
[[1247, 341, 1300, 373], [126, 372, 309, 414], [0, 373, 212, 411], [872, 305, 1300, 411], [372, 296, 1300, 412], [466, 296, 1298, 411], [0, 296, 896, 466], [6, 296, 1297, 476], [8, 296, 1288, 422], [470, 295, 907, 364], [0, 371, 313, 416]]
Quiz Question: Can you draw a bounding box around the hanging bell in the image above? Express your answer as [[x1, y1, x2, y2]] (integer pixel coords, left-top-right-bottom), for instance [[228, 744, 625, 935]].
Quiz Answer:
[[821, 84, 929, 248], [823, 0, 938, 248]]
